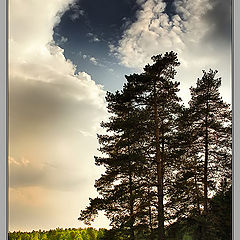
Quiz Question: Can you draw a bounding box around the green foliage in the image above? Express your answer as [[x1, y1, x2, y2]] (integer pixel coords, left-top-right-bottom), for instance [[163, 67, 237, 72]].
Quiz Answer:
[[164, 186, 232, 240], [8, 228, 105, 240], [207, 186, 232, 240]]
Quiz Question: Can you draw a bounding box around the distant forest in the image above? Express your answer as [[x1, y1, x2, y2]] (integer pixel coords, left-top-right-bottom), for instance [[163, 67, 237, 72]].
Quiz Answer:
[[9, 52, 231, 240], [79, 52, 232, 240], [8, 227, 105, 240]]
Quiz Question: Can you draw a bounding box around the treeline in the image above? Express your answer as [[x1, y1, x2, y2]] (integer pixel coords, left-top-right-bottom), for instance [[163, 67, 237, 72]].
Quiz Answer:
[[8, 227, 105, 240], [79, 52, 232, 240]]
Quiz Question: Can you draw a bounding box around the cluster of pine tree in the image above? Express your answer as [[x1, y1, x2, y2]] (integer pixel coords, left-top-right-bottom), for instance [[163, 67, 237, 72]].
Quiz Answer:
[[79, 52, 232, 240], [8, 227, 105, 240]]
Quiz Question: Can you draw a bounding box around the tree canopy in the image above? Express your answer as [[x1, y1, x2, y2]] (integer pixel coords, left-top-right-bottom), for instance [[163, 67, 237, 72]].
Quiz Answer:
[[79, 52, 232, 240]]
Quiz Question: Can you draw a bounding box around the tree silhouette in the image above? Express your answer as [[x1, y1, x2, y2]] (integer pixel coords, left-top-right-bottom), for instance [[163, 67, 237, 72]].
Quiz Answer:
[[78, 54, 232, 240], [125, 52, 182, 240], [79, 89, 150, 239], [189, 69, 232, 214]]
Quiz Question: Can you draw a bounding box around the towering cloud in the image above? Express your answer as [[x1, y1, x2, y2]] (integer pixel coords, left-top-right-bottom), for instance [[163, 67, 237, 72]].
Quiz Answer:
[[113, 0, 231, 103], [9, 0, 108, 231]]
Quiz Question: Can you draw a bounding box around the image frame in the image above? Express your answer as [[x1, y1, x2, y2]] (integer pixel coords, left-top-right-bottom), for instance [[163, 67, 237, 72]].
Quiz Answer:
[[0, 0, 7, 239], [1, 0, 239, 238]]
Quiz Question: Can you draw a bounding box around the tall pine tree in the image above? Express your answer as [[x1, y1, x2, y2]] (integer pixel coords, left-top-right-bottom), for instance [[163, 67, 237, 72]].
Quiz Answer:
[[188, 69, 232, 214], [124, 52, 183, 240], [79, 89, 150, 239], [187, 69, 232, 239]]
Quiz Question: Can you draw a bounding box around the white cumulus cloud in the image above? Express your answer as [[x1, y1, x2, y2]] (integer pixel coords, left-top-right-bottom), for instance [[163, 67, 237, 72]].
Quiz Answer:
[[9, 0, 109, 232], [112, 0, 231, 104]]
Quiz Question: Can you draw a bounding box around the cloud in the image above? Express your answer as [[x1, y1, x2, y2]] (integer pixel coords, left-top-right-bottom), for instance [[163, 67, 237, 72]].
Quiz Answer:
[[112, 0, 231, 103], [54, 33, 68, 44], [9, 157, 45, 188], [82, 55, 104, 67], [93, 36, 100, 42], [9, 155, 93, 192], [203, 0, 231, 44], [60, 36, 68, 43], [9, 186, 110, 232], [113, 0, 213, 66], [89, 56, 98, 65], [9, 0, 108, 231], [87, 32, 101, 42], [69, 2, 85, 21]]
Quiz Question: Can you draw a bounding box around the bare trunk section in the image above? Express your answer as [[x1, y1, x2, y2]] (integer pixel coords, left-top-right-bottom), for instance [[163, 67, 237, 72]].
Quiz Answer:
[[203, 101, 209, 215], [147, 187, 154, 240], [153, 84, 165, 240], [203, 126, 208, 215], [194, 176, 201, 215], [202, 100, 209, 240], [193, 159, 201, 215], [127, 127, 135, 240], [194, 167, 202, 240], [129, 171, 135, 240]]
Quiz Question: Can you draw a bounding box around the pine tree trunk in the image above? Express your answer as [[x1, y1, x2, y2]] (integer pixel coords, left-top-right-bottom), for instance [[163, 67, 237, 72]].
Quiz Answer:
[[148, 187, 154, 240], [193, 161, 201, 215], [203, 106, 209, 215], [204, 131, 208, 215], [153, 86, 165, 240], [202, 103, 209, 240], [128, 152, 135, 240], [129, 179, 135, 240], [130, 222, 135, 240], [156, 160, 164, 240], [126, 113, 135, 240]]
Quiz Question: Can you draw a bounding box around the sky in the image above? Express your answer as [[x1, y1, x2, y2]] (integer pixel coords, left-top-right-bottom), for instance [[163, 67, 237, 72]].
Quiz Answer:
[[9, 0, 231, 232]]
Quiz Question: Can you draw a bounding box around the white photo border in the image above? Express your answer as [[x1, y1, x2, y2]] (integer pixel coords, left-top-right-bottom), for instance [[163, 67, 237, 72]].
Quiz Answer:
[[0, 0, 7, 239], [233, 0, 240, 239], [1, 0, 238, 239]]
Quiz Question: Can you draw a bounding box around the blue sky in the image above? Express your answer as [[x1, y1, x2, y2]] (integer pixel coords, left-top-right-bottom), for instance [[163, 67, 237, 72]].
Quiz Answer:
[[53, 0, 142, 91], [9, 0, 231, 232], [53, 0, 231, 99]]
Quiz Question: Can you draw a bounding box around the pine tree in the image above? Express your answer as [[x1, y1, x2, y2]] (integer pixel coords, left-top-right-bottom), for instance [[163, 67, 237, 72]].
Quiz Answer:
[[189, 69, 232, 213], [79, 89, 149, 239], [168, 106, 204, 216], [186, 69, 232, 239], [80, 53, 232, 240], [124, 51, 182, 240]]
